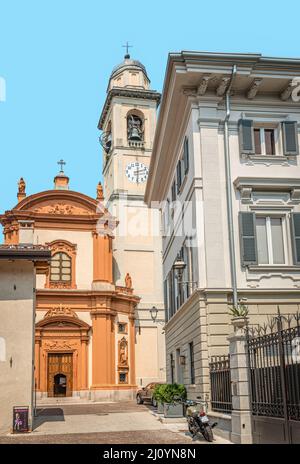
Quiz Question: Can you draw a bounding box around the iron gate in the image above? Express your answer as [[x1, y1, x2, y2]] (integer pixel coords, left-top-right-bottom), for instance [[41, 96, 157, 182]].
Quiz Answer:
[[209, 356, 232, 414], [247, 310, 300, 444]]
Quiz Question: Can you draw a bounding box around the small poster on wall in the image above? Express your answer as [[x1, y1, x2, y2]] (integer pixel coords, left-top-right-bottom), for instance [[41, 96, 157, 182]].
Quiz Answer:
[[12, 406, 29, 433]]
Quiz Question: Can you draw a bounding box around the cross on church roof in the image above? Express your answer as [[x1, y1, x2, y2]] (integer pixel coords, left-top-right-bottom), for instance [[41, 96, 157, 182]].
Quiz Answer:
[[122, 41, 132, 59], [57, 159, 66, 173]]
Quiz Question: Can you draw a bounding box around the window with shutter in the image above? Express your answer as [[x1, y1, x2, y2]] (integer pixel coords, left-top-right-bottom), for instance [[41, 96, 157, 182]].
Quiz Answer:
[[282, 121, 299, 156], [168, 270, 175, 318], [163, 279, 169, 322], [239, 212, 257, 265], [291, 213, 300, 264], [238, 119, 255, 155], [176, 160, 182, 194], [171, 180, 176, 202]]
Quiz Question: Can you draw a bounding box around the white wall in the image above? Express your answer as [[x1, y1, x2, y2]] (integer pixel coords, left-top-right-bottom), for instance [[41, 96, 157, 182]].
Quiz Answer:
[[0, 260, 35, 434]]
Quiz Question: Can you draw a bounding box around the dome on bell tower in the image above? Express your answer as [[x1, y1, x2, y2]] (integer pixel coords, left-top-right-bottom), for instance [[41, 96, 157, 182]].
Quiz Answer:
[[108, 54, 150, 91]]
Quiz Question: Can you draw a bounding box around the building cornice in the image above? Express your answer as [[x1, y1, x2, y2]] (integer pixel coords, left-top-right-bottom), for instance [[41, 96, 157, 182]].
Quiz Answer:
[[0, 244, 51, 261], [234, 177, 300, 191]]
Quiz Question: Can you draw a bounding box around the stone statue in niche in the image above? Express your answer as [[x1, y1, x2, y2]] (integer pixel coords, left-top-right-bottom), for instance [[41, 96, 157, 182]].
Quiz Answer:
[[125, 272, 132, 289], [18, 177, 26, 194], [119, 337, 128, 366], [127, 114, 143, 141]]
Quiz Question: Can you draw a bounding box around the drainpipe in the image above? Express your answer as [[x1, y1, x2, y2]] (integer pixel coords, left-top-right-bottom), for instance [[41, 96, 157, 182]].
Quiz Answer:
[[223, 64, 238, 308]]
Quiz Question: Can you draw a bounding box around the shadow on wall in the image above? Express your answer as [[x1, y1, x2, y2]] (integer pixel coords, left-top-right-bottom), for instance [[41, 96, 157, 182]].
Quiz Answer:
[[33, 408, 65, 430], [113, 257, 121, 283]]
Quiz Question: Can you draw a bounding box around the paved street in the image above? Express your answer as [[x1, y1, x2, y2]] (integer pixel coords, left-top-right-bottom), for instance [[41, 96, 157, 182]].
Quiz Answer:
[[0, 401, 231, 444]]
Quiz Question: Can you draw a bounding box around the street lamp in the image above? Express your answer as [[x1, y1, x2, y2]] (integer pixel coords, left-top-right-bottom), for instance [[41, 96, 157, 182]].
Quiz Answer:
[[150, 306, 158, 322], [173, 257, 186, 306], [173, 257, 186, 285]]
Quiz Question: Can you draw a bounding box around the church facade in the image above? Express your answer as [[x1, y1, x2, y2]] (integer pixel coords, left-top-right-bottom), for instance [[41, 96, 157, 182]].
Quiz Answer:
[[0, 54, 166, 401], [1, 173, 140, 401]]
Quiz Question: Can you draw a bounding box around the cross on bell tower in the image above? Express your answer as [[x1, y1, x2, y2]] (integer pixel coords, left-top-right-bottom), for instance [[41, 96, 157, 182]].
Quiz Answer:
[[122, 41, 132, 59]]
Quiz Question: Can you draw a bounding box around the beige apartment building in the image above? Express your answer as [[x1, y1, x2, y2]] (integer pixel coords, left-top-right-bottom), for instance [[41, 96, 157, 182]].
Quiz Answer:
[[145, 52, 300, 401]]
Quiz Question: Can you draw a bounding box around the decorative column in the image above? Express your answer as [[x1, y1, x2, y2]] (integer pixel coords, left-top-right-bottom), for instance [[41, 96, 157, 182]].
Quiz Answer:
[[34, 335, 41, 391], [228, 317, 253, 444], [129, 314, 136, 386], [80, 337, 89, 391], [92, 233, 113, 283], [90, 302, 116, 392]]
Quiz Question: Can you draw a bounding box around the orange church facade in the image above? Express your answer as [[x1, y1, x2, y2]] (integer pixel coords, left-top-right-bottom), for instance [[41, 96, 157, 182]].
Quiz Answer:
[[0, 173, 140, 401]]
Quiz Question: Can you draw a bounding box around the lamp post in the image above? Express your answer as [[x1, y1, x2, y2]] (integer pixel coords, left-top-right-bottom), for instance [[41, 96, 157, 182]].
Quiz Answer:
[[173, 257, 186, 306]]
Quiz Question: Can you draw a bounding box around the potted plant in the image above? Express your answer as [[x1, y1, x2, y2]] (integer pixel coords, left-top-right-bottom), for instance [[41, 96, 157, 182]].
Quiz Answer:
[[159, 383, 187, 418], [229, 301, 249, 331], [153, 384, 164, 414]]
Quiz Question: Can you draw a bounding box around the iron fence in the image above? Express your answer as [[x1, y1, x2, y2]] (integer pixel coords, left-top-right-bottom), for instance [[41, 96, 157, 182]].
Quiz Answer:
[[209, 355, 232, 413], [247, 310, 300, 422]]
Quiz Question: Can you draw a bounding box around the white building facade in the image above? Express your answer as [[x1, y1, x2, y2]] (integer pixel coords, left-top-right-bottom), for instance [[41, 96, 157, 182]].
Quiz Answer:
[[145, 52, 300, 401]]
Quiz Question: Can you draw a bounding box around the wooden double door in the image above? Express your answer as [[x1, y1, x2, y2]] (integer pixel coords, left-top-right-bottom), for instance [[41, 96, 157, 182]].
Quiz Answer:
[[47, 353, 73, 397]]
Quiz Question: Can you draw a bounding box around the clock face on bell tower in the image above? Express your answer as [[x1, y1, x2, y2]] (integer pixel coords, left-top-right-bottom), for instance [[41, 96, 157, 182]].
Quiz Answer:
[[125, 162, 149, 184]]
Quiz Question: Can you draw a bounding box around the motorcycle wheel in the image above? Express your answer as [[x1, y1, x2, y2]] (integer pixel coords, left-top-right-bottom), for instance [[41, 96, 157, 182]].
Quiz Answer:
[[202, 425, 214, 442], [188, 423, 194, 435]]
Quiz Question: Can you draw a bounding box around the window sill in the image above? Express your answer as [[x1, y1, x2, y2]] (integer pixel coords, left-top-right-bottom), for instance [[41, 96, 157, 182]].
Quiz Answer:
[[248, 265, 300, 272], [242, 154, 296, 163]]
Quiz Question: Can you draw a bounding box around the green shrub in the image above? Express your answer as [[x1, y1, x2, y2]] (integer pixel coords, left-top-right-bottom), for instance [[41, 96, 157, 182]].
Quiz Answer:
[[153, 383, 187, 404], [153, 384, 165, 404]]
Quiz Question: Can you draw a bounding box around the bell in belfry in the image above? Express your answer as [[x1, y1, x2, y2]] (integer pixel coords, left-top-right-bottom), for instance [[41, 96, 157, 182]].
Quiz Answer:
[[127, 114, 143, 141]]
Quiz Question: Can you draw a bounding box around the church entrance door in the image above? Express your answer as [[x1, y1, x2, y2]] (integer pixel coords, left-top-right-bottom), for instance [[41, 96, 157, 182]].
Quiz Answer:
[[47, 353, 73, 397]]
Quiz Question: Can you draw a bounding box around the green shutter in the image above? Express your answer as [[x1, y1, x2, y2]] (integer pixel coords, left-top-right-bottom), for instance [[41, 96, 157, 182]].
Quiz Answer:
[[238, 119, 255, 154], [184, 137, 189, 174], [291, 213, 300, 264], [171, 181, 176, 201], [176, 160, 182, 193], [282, 121, 299, 155], [239, 212, 257, 265], [163, 279, 169, 322]]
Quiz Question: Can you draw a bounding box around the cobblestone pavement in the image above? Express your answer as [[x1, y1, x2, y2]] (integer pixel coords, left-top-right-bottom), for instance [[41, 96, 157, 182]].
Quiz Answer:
[[0, 429, 194, 444], [0, 401, 231, 444]]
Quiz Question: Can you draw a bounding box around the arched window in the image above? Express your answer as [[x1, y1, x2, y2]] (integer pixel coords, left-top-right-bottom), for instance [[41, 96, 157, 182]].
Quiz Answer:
[[50, 252, 71, 283], [127, 113, 144, 141]]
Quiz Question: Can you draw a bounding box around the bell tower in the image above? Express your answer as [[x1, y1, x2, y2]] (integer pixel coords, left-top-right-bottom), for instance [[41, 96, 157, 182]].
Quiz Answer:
[[98, 52, 165, 386]]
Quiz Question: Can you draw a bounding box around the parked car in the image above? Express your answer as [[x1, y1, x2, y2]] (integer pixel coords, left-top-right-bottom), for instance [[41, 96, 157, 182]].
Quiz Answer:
[[136, 382, 164, 407]]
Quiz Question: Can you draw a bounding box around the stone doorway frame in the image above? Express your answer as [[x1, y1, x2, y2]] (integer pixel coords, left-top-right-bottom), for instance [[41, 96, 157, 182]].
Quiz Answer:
[[35, 307, 90, 397]]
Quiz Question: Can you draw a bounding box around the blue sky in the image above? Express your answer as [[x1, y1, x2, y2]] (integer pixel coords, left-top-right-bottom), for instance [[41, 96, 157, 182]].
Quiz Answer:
[[0, 0, 300, 215]]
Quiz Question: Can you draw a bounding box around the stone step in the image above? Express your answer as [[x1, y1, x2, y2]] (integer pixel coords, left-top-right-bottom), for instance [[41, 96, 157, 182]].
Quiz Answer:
[[36, 396, 86, 405]]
